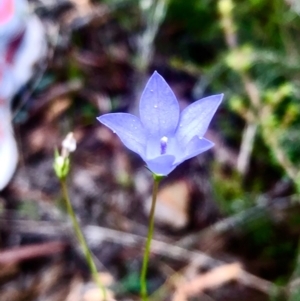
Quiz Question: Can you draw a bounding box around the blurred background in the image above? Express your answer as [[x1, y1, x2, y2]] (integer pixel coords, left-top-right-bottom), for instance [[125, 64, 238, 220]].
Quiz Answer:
[[1, 0, 300, 300]]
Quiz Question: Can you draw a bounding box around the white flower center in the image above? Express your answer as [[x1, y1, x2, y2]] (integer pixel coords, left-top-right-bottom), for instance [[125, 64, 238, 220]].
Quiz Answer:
[[160, 136, 168, 154]]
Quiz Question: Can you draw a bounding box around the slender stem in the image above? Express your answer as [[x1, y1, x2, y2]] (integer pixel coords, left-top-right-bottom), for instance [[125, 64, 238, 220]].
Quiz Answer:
[[140, 176, 161, 301], [60, 179, 107, 300]]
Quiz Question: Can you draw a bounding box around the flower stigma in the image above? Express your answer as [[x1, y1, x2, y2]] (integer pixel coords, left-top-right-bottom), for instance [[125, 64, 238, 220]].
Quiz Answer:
[[160, 136, 168, 154]]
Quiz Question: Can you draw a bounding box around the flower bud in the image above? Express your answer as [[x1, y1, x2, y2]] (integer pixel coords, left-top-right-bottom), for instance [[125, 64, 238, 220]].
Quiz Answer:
[[53, 151, 70, 180], [62, 132, 76, 158], [54, 133, 77, 180]]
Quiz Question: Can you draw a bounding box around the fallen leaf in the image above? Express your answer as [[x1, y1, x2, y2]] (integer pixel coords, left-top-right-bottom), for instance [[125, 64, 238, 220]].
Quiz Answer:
[[145, 179, 191, 230]]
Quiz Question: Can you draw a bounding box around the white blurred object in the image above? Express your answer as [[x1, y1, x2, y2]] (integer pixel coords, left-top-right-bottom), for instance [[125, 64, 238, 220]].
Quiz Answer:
[[12, 14, 47, 90], [0, 65, 18, 190], [0, 0, 28, 51], [0, 106, 18, 190], [2, 0, 47, 94], [0, 0, 47, 190]]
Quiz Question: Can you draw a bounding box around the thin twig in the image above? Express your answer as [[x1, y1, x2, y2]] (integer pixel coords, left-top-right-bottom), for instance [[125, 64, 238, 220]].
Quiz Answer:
[[177, 195, 297, 249], [0, 241, 67, 265]]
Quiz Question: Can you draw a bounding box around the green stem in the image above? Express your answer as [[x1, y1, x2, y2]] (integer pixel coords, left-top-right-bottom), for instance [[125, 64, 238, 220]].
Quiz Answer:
[[60, 179, 107, 300], [140, 176, 162, 301]]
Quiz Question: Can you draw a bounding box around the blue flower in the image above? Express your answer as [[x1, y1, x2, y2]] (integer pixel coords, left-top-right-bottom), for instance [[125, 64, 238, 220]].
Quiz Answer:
[[97, 71, 223, 176]]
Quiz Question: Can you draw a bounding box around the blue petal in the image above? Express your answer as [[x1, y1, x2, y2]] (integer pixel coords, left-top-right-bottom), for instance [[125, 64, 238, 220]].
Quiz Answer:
[[139, 71, 180, 138], [146, 154, 176, 176], [97, 113, 147, 157], [175, 136, 214, 164], [176, 94, 223, 146]]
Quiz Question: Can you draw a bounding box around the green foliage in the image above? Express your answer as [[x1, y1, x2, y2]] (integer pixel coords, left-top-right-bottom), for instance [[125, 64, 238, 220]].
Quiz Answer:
[[207, 0, 300, 188], [159, 0, 224, 63], [121, 271, 141, 293], [212, 162, 252, 214]]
